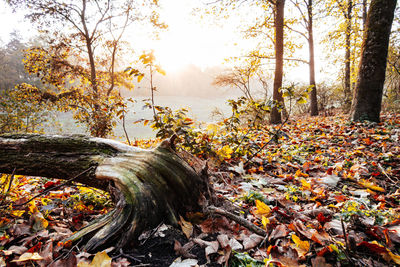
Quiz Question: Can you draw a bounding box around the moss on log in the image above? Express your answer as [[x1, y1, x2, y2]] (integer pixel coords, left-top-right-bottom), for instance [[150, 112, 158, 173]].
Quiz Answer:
[[0, 134, 208, 252]]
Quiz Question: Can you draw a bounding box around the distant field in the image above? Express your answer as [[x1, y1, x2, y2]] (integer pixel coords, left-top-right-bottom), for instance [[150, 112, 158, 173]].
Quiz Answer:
[[50, 96, 232, 140]]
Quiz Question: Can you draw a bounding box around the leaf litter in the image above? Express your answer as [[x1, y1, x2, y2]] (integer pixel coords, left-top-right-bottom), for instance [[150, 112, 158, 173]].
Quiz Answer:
[[0, 113, 400, 266]]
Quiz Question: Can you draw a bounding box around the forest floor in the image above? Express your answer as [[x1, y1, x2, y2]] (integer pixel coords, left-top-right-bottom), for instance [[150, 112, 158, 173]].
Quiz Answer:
[[1, 113, 400, 266]]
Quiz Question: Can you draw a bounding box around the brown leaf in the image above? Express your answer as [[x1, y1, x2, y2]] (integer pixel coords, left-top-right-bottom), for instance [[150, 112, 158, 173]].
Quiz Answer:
[[199, 217, 231, 234], [323, 219, 344, 235], [387, 225, 400, 244], [38, 241, 53, 267], [174, 240, 195, 259], [311, 231, 331, 246], [111, 257, 131, 267], [216, 246, 232, 266], [77, 250, 112, 267], [228, 238, 242, 251], [243, 234, 264, 250], [179, 216, 193, 239], [217, 234, 230, 248], [2, 245, 28, 256], [269, 224, 289, 241], [205, 241, 219, 256], [49, 252, 77, 267], [312, 256, 333, 267]]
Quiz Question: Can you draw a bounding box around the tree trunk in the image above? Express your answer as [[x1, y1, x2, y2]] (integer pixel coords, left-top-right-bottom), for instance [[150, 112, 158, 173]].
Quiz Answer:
[[308, 0, 318, 116], [0, 134, 208, 252], [343, 0, 353, 112], [350, 0, 397, 122], [362, 0, 368, 32], [270, 0, 285, 124]]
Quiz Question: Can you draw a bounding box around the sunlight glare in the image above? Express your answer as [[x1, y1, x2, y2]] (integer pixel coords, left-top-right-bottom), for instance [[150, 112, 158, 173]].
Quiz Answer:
[[151, 0, 242, 73]]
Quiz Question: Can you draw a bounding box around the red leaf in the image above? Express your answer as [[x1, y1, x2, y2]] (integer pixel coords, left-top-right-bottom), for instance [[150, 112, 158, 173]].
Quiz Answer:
[[27, 242, 42, 253], [317, 212, 331, 224], [357, 241, 387, 254]]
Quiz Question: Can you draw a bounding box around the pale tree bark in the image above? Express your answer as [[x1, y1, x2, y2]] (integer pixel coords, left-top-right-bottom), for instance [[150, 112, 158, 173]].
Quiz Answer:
[[0, 134, 209, 252], [308, 0, 318, 116], [350, 0, 397, 122], [270, 0, 286, 124], [344, 0, 353, 111]]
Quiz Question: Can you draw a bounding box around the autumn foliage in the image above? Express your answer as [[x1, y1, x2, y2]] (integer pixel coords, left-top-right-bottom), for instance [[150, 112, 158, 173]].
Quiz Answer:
[[1, 113, 400, 266]]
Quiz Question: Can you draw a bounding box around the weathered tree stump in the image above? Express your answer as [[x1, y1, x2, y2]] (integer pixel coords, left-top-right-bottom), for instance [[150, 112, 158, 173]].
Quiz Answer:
[[0, 134, 209, 252]]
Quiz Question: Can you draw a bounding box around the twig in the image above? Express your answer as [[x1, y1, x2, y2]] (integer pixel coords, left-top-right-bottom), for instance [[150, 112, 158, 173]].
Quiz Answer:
[[340, 217, 350, 253], [207, 206, 267, 237], [6, 166, 95, 208], [114, 248, 144, 263], [340, 217, 355, 263], [122, 110, 131, 146], [6, 168, 16, 194], [378, 163, 399, 188]]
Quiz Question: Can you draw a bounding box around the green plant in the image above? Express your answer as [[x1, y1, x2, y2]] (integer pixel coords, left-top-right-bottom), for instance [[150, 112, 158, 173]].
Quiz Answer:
[[229, 252, 264, 267]]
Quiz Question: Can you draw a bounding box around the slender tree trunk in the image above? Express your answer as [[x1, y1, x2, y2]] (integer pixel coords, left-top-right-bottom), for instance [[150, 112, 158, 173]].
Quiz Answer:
[[343, 0, 353, 112], [350, 0, 397, 122], [362, 0, 368, 31], [0, 134, 208, 252], [270, 0, 285, 124], [308, 0, 318, 116]]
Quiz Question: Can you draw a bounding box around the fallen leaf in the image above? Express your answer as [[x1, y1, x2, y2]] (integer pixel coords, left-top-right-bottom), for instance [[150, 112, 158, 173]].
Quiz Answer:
[[262, 215, 270, 229], [173, 240, 195, 259], [311, 256, 333, 267], [388, 252, 400, 265], [12, 252, 44, 262], [269, 224, 289, 241], [169, 257, 198, 267], [243, 234, 264, 250], [317, 175, 340, 187], [358, 179, 385, 192], [255, 200, 271, 216], [205, 241, 219, 260], [356, 241, 387, 254], [2, 245, 28, 255], [179, 216, 193, 239], [229, 238, 243, 251], [217, 234, 230, 248], [48, 252, 77, 267], [77, 251, 111, 267], [292, 234, 310, 256]]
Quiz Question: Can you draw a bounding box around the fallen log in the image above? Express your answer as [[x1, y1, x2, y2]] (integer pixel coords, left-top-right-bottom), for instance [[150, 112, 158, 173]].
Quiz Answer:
[[0, 134, 209, 252]]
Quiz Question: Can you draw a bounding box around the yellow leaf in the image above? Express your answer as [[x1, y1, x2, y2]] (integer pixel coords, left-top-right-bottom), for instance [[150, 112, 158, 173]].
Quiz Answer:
[[137, 74, 144, 83], [78, 251, 111, 267], [179, 215, 193, 239], [29, 202, 38, 214], [255, 200, 271, 216], [218, 145, 234, 159], [11, 210, 25, 217], [261, 216, 269, 229], [292, 234, 310, 256], [358, 179, 385, 192], [389, 252, 400, 264], [12, 252, 43, 262], [300, 179, 312, 190]]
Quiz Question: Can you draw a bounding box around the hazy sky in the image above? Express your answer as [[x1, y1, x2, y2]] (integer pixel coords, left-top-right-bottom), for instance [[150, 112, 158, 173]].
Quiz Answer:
[[0, 0, 313, 83]]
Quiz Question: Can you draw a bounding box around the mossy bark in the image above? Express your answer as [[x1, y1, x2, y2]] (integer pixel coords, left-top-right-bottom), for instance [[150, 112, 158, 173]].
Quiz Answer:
[[0, 134, 208, 252]]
